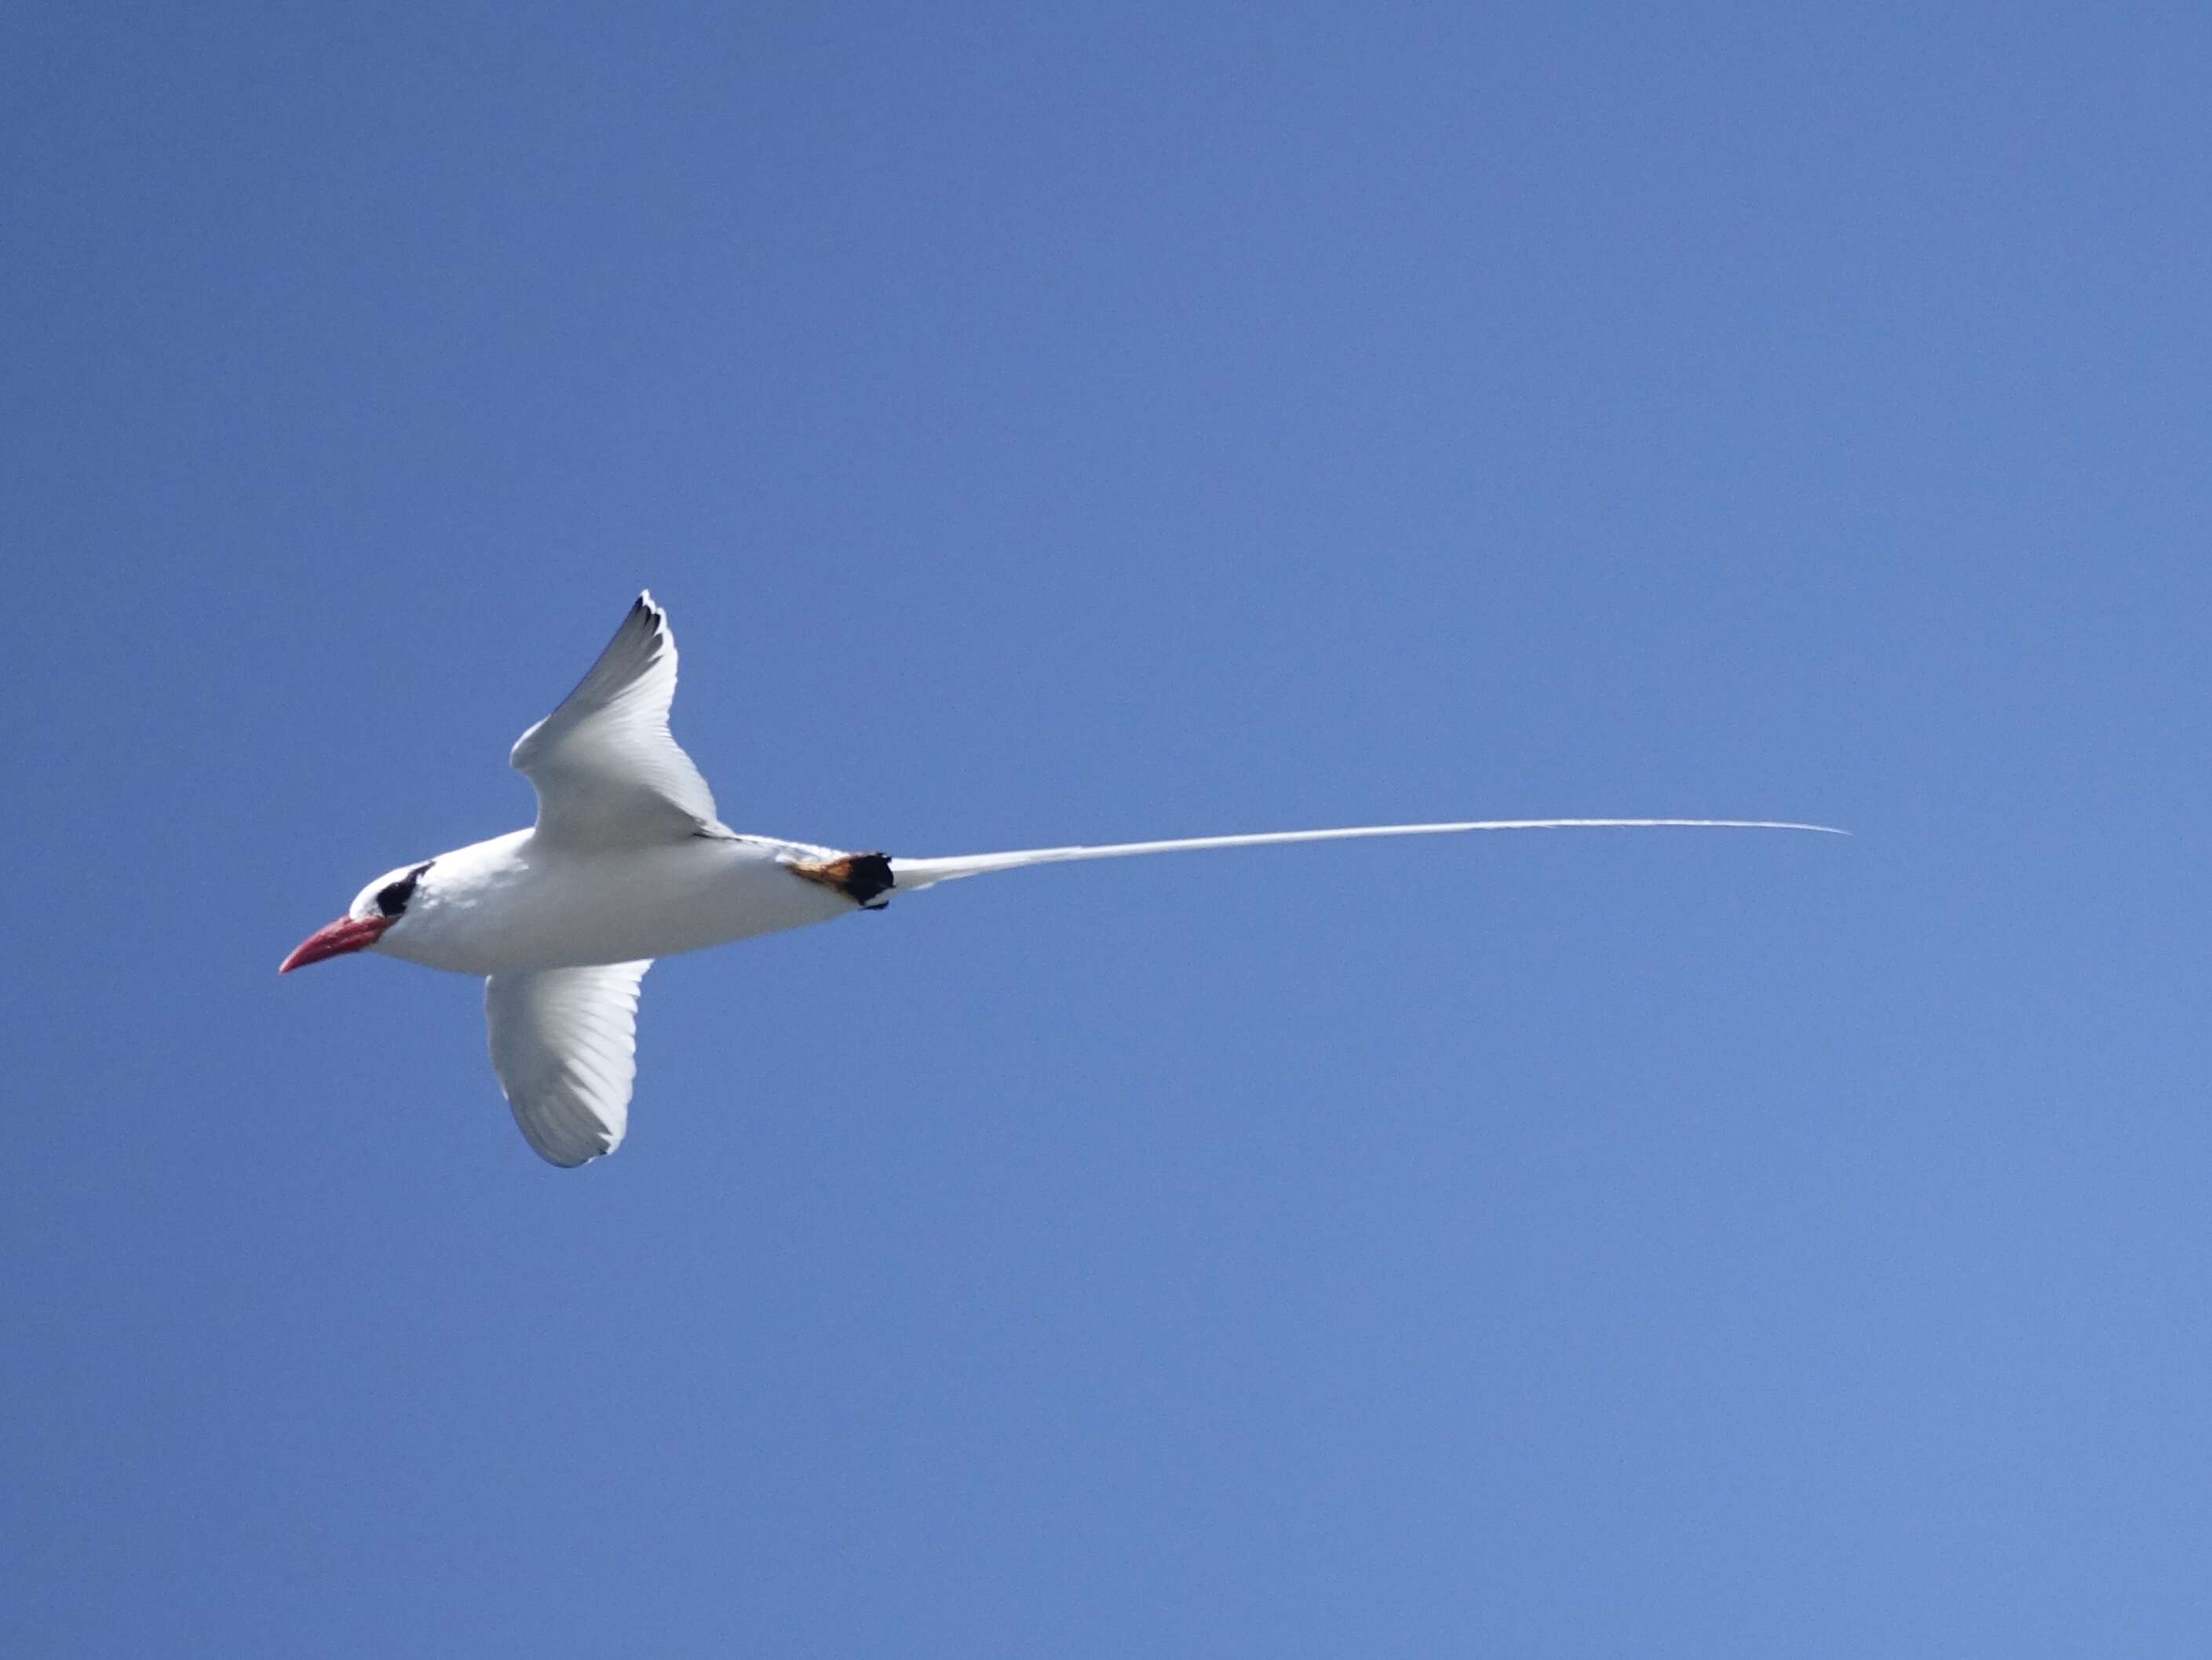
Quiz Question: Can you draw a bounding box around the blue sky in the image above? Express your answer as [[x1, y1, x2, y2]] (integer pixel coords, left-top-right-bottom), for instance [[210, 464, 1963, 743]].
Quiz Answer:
[[4, 4, 2208, 1655]]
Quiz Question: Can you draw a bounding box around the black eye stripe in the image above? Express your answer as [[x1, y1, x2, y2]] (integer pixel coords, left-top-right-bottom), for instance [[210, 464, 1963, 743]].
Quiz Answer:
[[375, 861, 435, 919]]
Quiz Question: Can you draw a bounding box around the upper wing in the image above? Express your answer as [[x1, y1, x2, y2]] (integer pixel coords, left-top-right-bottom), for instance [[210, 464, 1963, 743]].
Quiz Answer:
[[510, 593, 720, 848], [888, 819, 1845, 892], [484, 961, 654, 1167]]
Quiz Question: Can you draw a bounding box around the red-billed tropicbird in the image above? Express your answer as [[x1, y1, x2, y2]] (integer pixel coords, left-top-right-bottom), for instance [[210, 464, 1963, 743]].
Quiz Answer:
[[282, 593, 1841, 1166]]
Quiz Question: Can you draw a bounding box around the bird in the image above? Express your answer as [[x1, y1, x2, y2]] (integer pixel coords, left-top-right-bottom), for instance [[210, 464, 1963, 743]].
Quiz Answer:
[[282, 593, 1842, 1167]]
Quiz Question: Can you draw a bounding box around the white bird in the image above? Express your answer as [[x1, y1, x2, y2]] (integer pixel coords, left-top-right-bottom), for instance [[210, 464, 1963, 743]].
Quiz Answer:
[[282, 593, 1842, 1167]]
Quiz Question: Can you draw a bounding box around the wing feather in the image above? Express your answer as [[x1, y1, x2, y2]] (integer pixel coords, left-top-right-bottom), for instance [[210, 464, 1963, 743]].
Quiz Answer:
[[510, 593, 719, 847], [484, 961, 653, 1167]]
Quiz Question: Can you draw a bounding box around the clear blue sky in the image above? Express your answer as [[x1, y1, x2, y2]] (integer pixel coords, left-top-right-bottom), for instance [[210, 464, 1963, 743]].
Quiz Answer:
[[4, 4, 2207, 1655]]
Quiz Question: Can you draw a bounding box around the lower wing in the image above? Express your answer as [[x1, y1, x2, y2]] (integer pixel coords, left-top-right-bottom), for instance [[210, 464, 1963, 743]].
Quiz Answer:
[[484, 961, 654, 1166]]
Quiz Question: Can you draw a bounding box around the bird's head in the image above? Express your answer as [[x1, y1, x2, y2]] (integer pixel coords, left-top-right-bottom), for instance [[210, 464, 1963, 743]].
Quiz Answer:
[[279, 860, 435, 973]]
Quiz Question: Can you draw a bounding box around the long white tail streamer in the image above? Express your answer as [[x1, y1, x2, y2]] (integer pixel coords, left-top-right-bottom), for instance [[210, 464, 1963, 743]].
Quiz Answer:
[[888, 818, 1845, 892]]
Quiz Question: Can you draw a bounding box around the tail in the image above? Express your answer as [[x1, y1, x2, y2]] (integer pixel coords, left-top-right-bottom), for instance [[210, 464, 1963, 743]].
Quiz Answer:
[[885, 818, 1845, 895]]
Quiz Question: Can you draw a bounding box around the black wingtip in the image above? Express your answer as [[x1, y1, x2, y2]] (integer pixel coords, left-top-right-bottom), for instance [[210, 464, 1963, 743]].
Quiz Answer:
[[625, 592, 670, 646]]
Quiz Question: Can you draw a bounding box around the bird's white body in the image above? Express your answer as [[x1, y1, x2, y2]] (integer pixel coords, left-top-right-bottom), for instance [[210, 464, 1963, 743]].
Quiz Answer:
[[284, 593, 1841, 1167], [374, 829, 854, 976]]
